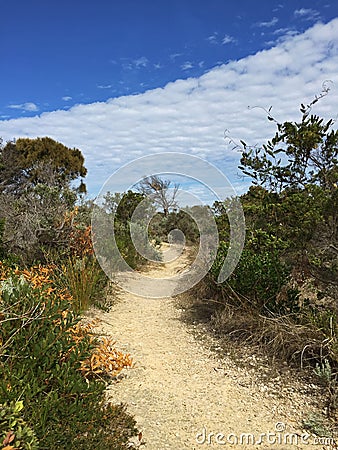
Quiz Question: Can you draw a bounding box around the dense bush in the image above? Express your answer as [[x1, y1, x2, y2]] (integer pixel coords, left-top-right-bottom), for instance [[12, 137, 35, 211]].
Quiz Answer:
[[0, 137, 89, 264], [52, 255, 108, 312], [208, 183, 338, 347], [0, 137, 138, 449], [0, 272, 137, 449], [39, 206, 110, 313], [148, 206, 214, 246], [0, 401, 38, 450], [211, 244, 292, 314], [189, 96, 338, 419], [93, 190, 161, 272], [0, 220, 5, 261]]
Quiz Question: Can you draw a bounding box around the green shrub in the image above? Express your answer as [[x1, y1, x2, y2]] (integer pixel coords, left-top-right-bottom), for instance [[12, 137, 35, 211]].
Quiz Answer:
[[211, 242, 294, 315], [115, 222, 161, 269], [93, 207, 161, 273], [0, 275, 137, 449], [53, 255, 109, 312], [0, 400, 38, 450]]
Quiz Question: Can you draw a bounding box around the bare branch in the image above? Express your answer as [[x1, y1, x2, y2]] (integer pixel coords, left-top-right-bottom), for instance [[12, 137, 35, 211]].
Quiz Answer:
[[138, 175, 179, 216]]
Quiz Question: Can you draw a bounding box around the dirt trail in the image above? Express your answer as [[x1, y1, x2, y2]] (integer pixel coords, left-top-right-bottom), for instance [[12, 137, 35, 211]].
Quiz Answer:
[[92, 245, 329, 450]]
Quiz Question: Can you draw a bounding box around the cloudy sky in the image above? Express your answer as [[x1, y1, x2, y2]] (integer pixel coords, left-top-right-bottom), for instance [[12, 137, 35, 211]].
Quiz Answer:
[[1, 0, 338, 198]]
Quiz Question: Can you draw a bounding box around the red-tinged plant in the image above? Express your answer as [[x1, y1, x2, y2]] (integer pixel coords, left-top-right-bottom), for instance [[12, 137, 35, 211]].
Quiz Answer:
[[80, 337, 133, 380]]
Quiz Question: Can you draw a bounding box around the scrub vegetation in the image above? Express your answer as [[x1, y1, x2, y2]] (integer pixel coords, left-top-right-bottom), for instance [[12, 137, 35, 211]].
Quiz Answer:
[[1, 89, 338, 447]]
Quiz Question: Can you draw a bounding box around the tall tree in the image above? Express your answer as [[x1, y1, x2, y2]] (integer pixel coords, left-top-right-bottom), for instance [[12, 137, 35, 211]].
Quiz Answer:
[[237, 91, 338, 305], [0, 137, 87, 195], [0, 137, 87, 261], [239, 91, 338, 193], [138, 175, 179, 217]]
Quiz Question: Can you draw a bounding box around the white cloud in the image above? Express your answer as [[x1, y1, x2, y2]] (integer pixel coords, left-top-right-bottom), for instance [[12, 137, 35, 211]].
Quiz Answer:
[[256, 17, 279, 28], [181, 61, 193, 70], [8, 102, 39, 112], [222, 34, 236, 45], [207, 32, 236, 46], [273, 4, 284, 12], [294, 8, 320, 21], [1, 19, 338, 197], [267, 27, 300, 46], [273, 27, 296, 36], [133, 56, 148, 68], [62, 96, 73, 101], [207, 32, 218, 44], [97, 85, 112, 90], [121, 56, 149, 70], [170, 53, 182, 61]]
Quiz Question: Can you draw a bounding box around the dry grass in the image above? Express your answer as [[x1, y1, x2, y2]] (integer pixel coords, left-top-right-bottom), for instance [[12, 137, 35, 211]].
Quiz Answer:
[[182, 276, 335, 369], [209, 304, 329, 367]]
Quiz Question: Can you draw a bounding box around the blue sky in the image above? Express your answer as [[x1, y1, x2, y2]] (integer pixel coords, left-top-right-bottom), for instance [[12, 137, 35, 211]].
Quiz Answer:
[[1, 0, 338, 198]]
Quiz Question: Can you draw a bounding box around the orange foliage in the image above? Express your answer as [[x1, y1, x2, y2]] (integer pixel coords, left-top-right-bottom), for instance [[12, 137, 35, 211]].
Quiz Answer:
[[67, 319, 98, 345], [0, 261, 9, 281], [60, 206, 94, 258], [15, 265, 53, 289], [65, 319, 133, 380], [50, 206, 94, 258], [0, 259, 133, 383], [80, 336, 133, 380], [70, 225, 94, 258], [0, 265, 73, 303], [2, 431, 17, 450]]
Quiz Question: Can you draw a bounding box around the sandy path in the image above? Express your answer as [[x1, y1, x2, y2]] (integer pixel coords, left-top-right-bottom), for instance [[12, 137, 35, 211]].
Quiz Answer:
[[92, 246, 331, 450]]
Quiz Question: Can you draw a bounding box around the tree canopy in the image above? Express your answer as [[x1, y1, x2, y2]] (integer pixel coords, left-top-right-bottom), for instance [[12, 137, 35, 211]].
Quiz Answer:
[[0, 137, 87, 194], [0, 136, 87, 261], [239, 93, 338, 193]]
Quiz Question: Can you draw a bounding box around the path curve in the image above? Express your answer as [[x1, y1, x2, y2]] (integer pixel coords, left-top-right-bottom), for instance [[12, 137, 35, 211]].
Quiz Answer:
[[92, 246, 328, 450]]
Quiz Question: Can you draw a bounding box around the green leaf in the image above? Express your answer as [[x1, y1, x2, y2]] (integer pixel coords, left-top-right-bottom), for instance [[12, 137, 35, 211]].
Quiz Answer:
[[14, 401, 24, 413]]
